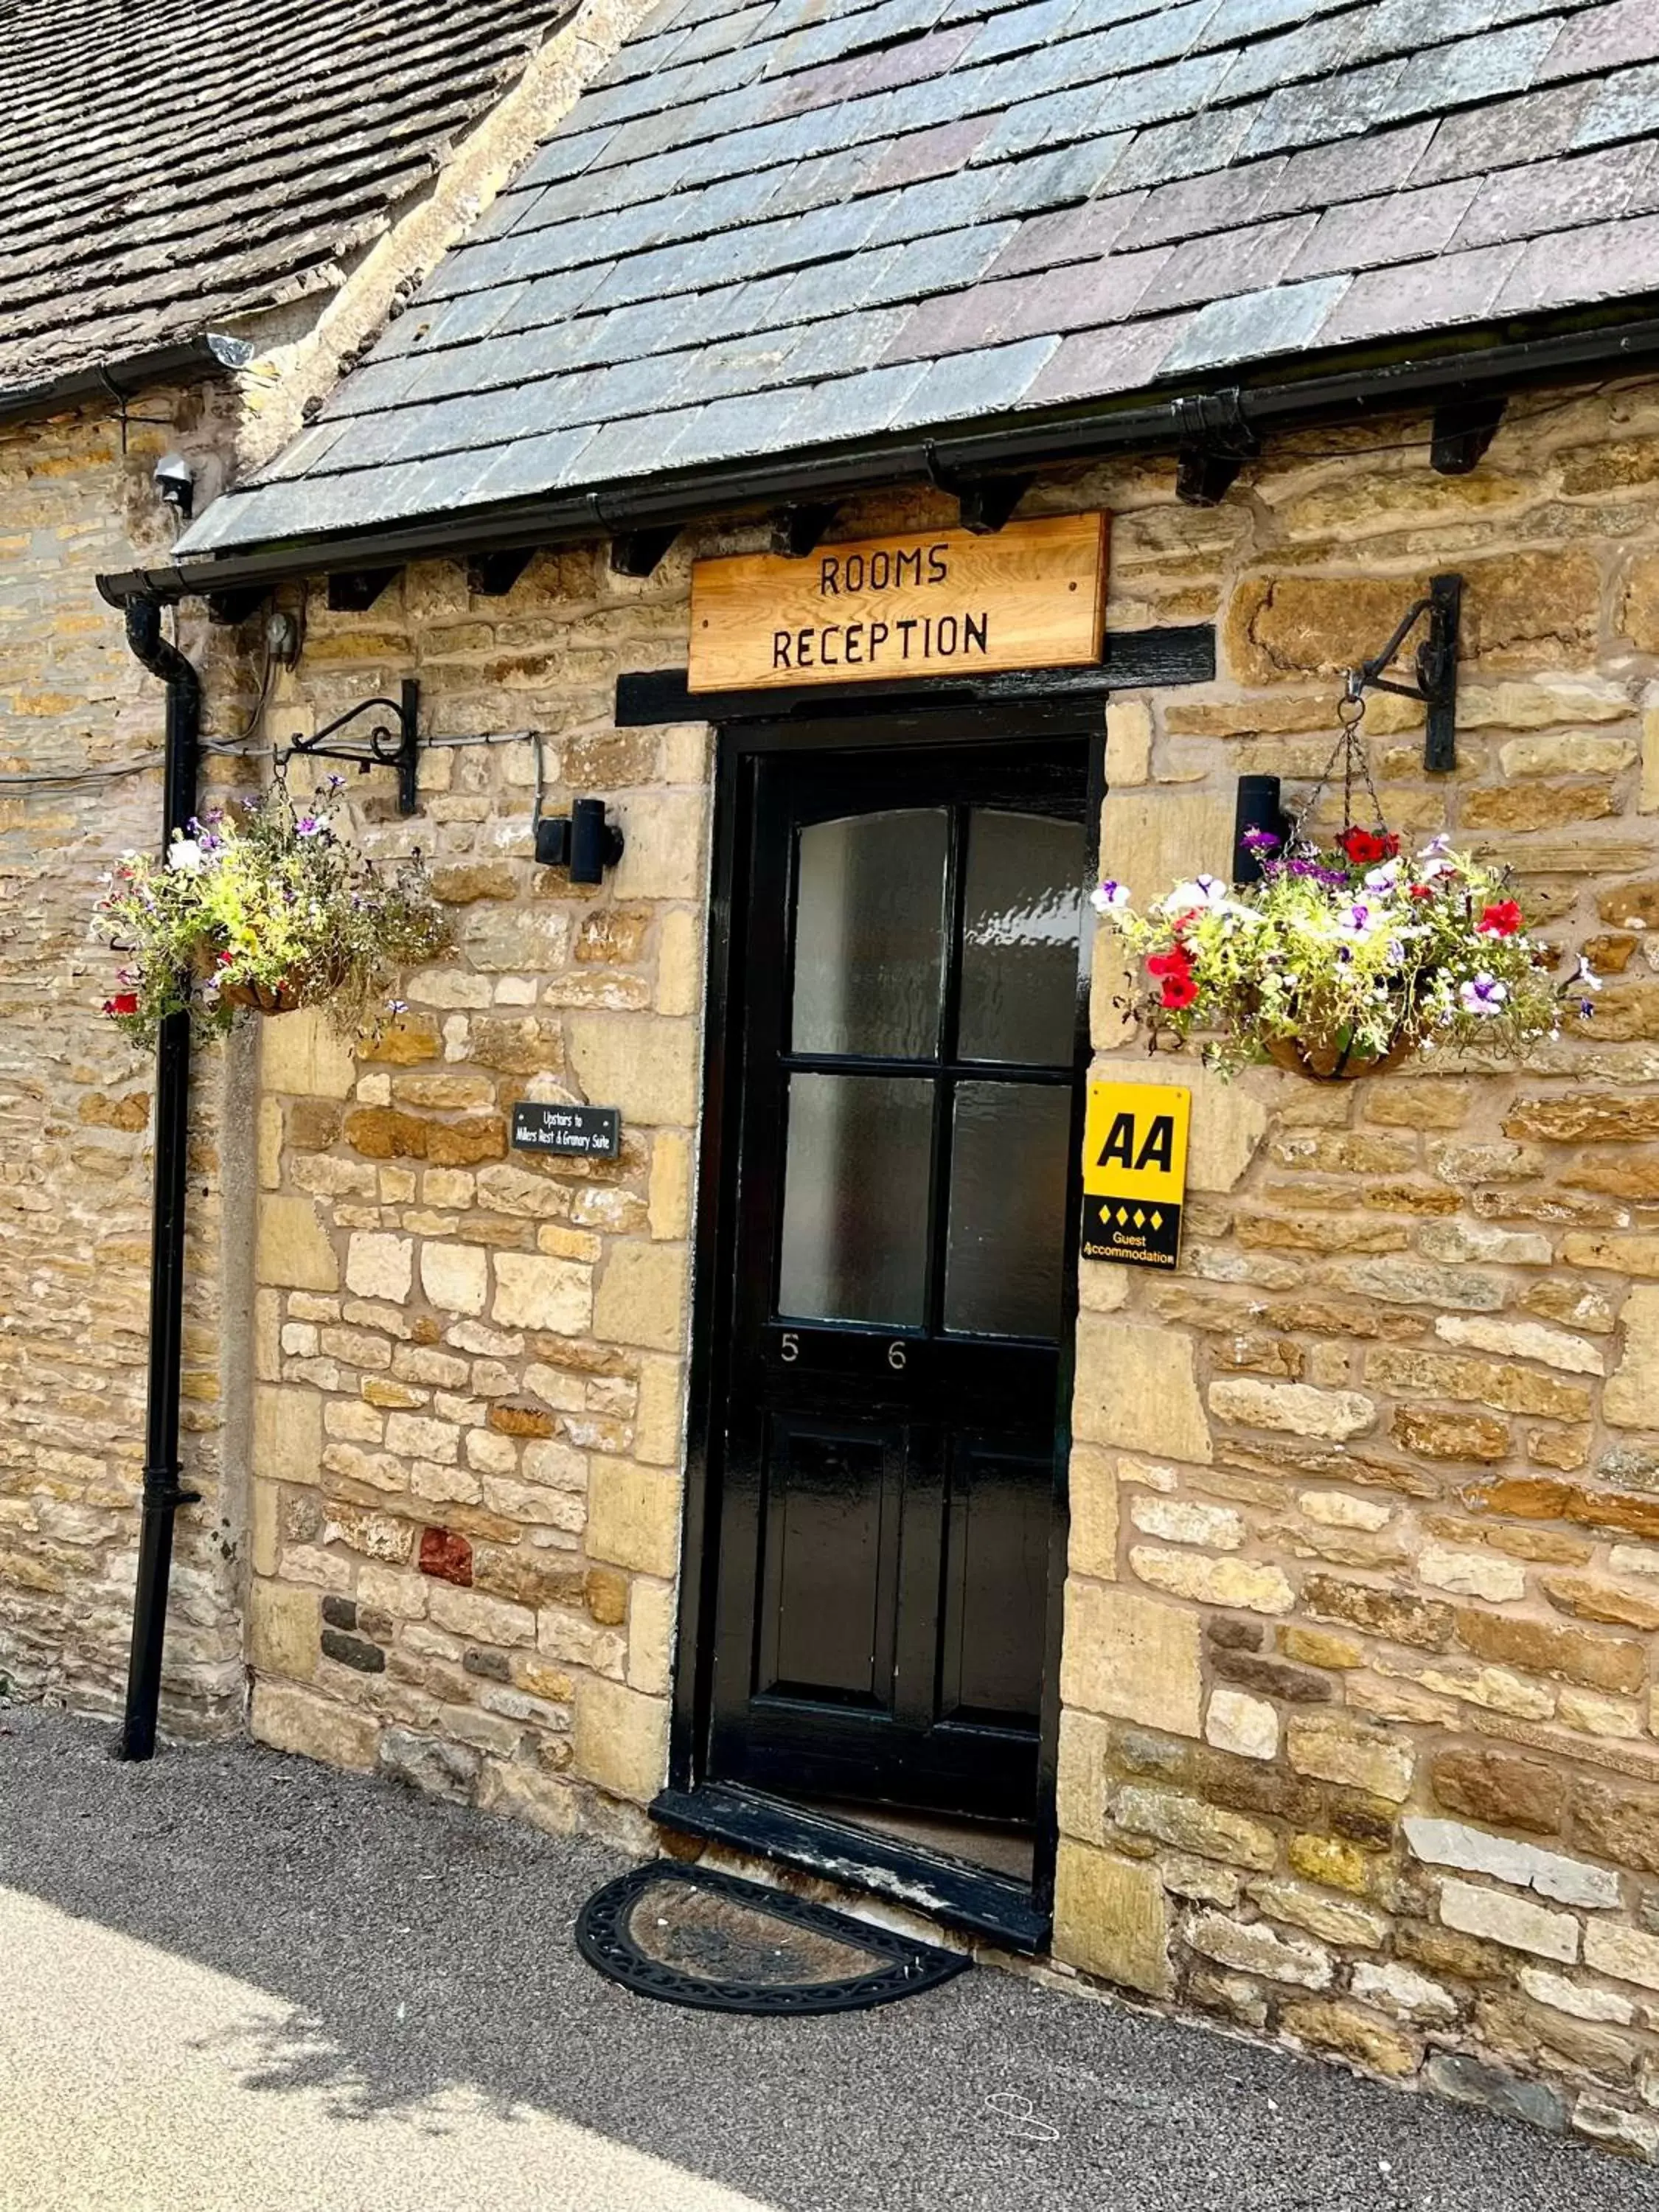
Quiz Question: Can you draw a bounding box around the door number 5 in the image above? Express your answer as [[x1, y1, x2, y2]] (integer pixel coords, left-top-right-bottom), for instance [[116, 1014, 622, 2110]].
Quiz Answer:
[[888, 1341, 908, 1371], [780, 1332, 799, 1363]]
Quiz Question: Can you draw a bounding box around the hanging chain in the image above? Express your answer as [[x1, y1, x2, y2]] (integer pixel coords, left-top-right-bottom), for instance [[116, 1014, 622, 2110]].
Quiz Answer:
[[1286, 682, 1391, 849]]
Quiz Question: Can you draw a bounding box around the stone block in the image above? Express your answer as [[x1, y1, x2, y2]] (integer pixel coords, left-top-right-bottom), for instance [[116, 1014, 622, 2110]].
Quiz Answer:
[[347, 1232, 414, 1302], [378, 1727, 481, 1804], [566, 1012, 699, 1126], [1573, 1783, 1659, 1874], [594, 1241, 686, 1352], [1060, 1579, 1203, 1738], [1518, 1966, 1633, 2025], [574, 1674, 668, 1801], [1287, 1714, 1413, 1804], [1130, 1545, 1293, 1615], [260, 1006, 356, 1098], [253, 1384, 321, 1486], [1068, 1446, 1119, 1580], [656, 910, 702, 1018], [1280, 1997, 1422, 2077], [1206, 1687, 1278, 1761], [1425, 2051, 1567, 2131], [427, 1582, 536, 1646], [1073, 1316, 1211, 1462], [648, 1129, 693, 1239], [1583, 1921, 1659, 1993], [587, 1461, 681, 1579], [1604, 1285, 1659, 1430], [1093, 787, 1234, 1046], [1439, 1879, 1579, 1963], [1052, 1842, 1171, 1997], [1417, 1543, 1526, 1602], [1208, 1378, 1374, 1440], [1186, 1911, 1332, 1989], [256, 1194, 338, 1290], [248, 1581, 317, 1680], [1115, 1784, 1277, 1871], [1105, 696, 1152, 785], [1432, 1749, 1565, 1837], [1406, 1815, 1618, 1907], [1130, 1495, 1242, 1549], [627, 1576, 678, 1697], [1351, 1959, 1458, 2024], [493, 1251, 594, 1335], [1454, 1607, 1646, 1695], [1056, 1708, 1111, 1846], [420, 1241, 489, 1315], [251, 1680, 379, 1771], [1433, 1315, 1604, 1377], [613, 791, 708, 902], [476, 1759, 579, 1837]]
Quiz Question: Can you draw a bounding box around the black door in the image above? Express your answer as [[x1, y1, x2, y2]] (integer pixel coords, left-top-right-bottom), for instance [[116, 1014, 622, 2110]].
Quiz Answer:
[[705, 731, 1090, 1827]]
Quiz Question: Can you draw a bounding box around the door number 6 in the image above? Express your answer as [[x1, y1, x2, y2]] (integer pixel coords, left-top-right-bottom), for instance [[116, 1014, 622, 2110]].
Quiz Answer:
[[887, 1341, 908, 1371]]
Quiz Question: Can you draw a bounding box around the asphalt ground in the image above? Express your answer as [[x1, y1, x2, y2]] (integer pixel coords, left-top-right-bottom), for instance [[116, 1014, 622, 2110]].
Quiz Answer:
[[1, 1701, 1655, 2212]]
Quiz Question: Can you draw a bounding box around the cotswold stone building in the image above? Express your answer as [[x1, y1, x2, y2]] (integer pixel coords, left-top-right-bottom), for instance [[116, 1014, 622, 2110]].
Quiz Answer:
[[0, 0, 651, 1722], [25, 0, 1659, 2157]]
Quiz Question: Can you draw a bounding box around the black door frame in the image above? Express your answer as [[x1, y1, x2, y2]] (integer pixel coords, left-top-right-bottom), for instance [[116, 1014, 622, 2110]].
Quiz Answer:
[[666, 696, 1107, 1924]]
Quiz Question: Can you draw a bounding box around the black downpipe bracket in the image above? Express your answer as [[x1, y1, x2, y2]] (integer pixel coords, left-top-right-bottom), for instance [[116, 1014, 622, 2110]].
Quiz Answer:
[[117, 599, 202, 1761]]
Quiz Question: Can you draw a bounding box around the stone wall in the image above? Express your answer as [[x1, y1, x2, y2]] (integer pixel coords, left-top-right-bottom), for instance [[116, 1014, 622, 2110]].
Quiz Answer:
[[0, 390, 251, 1730], [187, 371, 1659, 2150], [1057, 375, 1659, 2159]]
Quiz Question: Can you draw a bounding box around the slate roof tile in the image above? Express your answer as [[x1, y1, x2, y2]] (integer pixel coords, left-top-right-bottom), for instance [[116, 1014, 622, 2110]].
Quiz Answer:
[[1161, 271, 1352, 370], [1289, 178, 1484, 279], [1451, 137, 1653, 248], [173, 0, 1659, 557], [1316, 237, 1526, 344]]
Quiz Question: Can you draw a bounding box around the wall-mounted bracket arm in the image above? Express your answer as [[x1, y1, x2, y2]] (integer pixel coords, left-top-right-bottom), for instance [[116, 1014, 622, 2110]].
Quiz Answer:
[[278, 676, 421, 814], [1346, 572, 1462, 774]]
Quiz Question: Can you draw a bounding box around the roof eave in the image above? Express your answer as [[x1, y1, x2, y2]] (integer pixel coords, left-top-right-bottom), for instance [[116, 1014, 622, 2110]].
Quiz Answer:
[[94, 307, 1659, 610], [0, 332, 256, 432]]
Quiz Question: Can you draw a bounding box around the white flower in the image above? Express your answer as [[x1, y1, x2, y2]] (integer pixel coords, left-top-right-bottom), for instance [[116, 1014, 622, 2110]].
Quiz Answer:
[[1574, 956, 1602, 993], [1363, 861, 1399, 893], [1417, 834, 1453, 858], [1337, 902, 1374, 936], [1091, 879, 1132, 914], [1163, 874, 1230, 914], [167, 836, 204, 873]]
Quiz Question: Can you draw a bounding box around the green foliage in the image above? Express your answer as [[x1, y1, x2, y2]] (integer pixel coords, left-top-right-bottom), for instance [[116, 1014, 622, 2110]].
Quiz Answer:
[[1092, 828, 1594, 1078], [96, 780, 453, 1048]]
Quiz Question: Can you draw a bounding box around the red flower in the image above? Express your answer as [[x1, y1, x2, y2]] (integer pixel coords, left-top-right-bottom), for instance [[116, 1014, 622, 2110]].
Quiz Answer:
[[1337, 827, 1398, 866], [1407, 883, 1434, 900], [1147, 947, 1194, 979], [1477, 899, 1523, 937], [1159, 972, 1200, 1011], [103, 992, 139, 1017]]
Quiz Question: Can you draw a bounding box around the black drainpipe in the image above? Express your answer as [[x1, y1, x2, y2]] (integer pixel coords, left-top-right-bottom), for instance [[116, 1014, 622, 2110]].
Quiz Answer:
[[116, 598, 201, 1761]]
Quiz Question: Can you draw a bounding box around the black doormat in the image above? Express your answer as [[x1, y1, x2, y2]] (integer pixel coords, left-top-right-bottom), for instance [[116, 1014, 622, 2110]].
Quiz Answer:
[[575, 1860, 971, 2015]]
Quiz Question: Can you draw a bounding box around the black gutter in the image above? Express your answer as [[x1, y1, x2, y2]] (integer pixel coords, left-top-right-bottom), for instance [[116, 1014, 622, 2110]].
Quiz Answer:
[[94, 307, 1659, 608], [116, 600, 201, 1763], [0, 333, 254, 431]]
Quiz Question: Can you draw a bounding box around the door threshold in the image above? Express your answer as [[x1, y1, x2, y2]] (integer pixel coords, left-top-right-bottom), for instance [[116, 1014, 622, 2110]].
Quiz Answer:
[[650, 1783, 1051, 1954]]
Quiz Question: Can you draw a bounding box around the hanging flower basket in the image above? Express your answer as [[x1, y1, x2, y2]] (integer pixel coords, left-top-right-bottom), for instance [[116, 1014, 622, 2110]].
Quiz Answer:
[[97, 778, 453, 1049], [1092, 703, 1598, 1082]]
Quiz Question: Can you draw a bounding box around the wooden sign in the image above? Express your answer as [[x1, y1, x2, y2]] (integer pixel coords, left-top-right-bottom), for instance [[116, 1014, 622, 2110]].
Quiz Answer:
[[1079, 1079, 1191, 1270], [687, 513, 1107, 692], [511, 1102, 621, 1159]]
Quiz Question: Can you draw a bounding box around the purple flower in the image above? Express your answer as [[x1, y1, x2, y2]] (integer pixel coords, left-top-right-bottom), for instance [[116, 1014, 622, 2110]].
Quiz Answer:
[[294, 815, 321, 837], [1460, 975, 1508, 1017], [1241, 827, 1281, 852]]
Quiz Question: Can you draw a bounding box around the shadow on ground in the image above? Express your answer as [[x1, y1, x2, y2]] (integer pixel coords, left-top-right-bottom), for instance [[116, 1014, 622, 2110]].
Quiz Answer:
[[1, 1703, 1654, 2212]]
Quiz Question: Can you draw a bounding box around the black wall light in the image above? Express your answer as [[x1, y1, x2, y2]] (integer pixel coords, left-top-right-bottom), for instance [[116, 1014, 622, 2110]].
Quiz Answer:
[[1234, 773, 1288, 885], [536, 797, 625, 883]]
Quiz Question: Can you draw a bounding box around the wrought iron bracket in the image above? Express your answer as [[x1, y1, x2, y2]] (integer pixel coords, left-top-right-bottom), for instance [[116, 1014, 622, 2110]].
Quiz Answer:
[[278, 676, 421, 815], [771, 502, 840, 557], [1431, 394, 1506, 476], [1171, 388, 1259, 507], [1346, 573, 1462, 775]]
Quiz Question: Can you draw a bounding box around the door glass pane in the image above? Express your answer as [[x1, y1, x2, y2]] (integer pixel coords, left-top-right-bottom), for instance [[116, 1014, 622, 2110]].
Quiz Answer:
[[791, 810, 949, 1058], [957, 811, 1086, 1065], [944, 1082, 1072, 1338], [779, 1074, 932, 1324]]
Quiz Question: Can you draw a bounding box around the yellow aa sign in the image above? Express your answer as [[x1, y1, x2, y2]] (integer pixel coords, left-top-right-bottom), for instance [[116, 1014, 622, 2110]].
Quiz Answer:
[[1080, 1079, 1192, 1270]]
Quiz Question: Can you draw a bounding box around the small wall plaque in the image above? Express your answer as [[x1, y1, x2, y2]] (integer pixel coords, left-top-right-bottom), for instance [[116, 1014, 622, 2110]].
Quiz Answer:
[[511, 1102, 621, 1159], [1079, 1079, 1191, 1270]]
